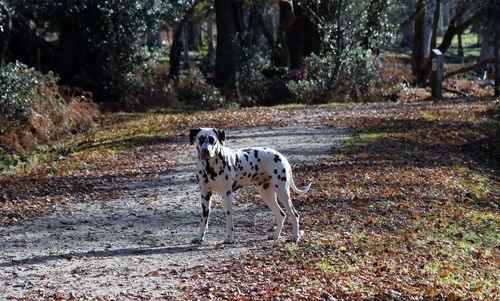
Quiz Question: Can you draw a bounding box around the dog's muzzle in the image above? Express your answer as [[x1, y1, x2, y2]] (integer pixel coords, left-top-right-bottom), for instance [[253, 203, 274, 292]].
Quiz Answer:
[[201, 149, 210, 159]]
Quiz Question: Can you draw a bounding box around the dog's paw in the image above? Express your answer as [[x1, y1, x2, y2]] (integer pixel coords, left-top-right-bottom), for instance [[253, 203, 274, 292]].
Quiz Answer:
[[191, 237, 204, 244], [286, 230, 304, 244]]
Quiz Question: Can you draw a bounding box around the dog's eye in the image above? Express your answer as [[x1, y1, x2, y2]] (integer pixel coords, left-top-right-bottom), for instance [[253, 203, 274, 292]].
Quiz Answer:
[[208, 136, 215, 144], [198, 137, 206, 144]]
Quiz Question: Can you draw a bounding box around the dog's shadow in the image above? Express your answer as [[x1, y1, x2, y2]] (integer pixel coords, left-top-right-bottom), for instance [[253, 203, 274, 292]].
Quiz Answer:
[[0, 237, 274, 269]]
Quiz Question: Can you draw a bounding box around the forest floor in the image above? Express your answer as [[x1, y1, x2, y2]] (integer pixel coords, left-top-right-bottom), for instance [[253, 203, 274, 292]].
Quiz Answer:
[[0, 99, 499, 300]]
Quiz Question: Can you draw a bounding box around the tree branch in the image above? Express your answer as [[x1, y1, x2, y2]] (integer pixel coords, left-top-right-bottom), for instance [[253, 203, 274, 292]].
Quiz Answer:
[[444, 58, 494, 79]]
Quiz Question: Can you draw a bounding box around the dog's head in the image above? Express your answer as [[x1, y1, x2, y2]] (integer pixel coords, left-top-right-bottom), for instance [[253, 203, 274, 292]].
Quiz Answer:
[[189, 128, 226, 159]]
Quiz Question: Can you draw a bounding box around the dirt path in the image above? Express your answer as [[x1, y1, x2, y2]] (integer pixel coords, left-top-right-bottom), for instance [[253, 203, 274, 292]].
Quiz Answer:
[[0, 126, 346, 300]]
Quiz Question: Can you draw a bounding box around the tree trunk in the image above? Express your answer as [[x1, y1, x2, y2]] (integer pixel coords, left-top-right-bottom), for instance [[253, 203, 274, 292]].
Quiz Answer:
[[437, 9, 474, 55], [412, 0, 427, 84], [423, 0, 435, 58], [286, 1, 321, 70], [188, 24, 201, 50], [423, 0, 441, 82], [444, 58, 494, 79], [206, 21, 215, 66], [400, 0, 417, 48], [441, 1, 450, 32], [182, 26, 190, 64], [250, 0, 281, 64], [168, 26, 183, 79], [480, 28, 494, 60], [277, 0, 296, 67], [495, 30, 500, 97], [167, 1, 201, 79], [331, 0, 344, 87], [457, 30, 464, 60], [437, 1, 444, 36], [214, 0, 244, 88], [427, 0, 440, 54]]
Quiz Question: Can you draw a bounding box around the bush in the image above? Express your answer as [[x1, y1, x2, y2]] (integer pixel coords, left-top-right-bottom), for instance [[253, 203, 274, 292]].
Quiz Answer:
[[287, 0, 403, 102], [175, 65, 224, 109], [0, 62, 42, 133], [0, 61, 99, 156], [120, 59, 177, 112], [2, 0, 174, 102]]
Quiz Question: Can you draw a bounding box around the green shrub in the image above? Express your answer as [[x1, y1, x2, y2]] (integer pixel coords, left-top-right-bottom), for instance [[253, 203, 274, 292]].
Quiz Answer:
[[175, 66, 224, 109], [287, 0, 403, 102], [0, 61, 43, 133], [0, 61, 99, 161]]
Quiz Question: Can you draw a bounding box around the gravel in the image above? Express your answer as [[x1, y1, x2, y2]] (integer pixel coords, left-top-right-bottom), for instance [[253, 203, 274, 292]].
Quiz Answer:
[[0, 125, 346, 300]]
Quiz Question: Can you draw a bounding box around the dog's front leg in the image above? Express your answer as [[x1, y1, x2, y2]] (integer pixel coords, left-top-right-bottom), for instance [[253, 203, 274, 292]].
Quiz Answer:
[[192, 190, 212, 244], [223, 191, 235, 244]]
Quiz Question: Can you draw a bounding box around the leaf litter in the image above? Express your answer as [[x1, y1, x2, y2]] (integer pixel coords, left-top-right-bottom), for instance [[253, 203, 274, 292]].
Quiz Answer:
[[1, 99, 499, 300]]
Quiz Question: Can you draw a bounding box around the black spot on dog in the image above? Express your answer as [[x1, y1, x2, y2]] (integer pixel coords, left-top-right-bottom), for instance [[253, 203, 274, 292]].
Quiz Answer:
[[275, 184, 279, 188], [244, 154, 249, 161], [263, 182, 270, 189], [215, 158, 218, 164], [274, 155, 281, 163], [282, 168, 286, 173], [254, 150, 259, 158], [226, 191, 231, 196], [202, 203, 209, 217], [225, 175, 229, 180], [255, 165, 259, 172], [226, 210, 230, 216], [205, 159, 217, 181], [274, 169, 278, 174]]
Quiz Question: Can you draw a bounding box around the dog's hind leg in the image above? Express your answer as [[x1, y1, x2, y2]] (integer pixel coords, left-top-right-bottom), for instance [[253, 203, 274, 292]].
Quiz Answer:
[[276, 187, 301, 243], [258, 186, 285, 240], [192, 190, 212, 244]]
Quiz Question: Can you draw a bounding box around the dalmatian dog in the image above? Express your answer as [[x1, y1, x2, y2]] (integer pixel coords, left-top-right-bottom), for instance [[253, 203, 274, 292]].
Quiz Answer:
[[189, 127, 311, 244]]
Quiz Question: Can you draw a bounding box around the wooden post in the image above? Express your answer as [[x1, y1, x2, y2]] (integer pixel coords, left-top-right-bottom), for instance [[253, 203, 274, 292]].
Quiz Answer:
[[431, 48, 443, 99]]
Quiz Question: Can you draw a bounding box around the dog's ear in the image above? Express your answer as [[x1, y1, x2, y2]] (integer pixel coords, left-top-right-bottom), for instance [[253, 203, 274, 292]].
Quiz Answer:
[[189, 128, 201, 145], [214, 129, 225, 145]]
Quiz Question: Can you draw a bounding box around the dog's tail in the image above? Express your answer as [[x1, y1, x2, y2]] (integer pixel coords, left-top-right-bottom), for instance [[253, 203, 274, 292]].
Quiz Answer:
[[289, 173, 311, 194]]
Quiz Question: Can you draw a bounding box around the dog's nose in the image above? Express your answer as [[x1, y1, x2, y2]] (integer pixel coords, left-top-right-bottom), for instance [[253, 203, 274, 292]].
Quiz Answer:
[[201, 149, 210, 158]]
